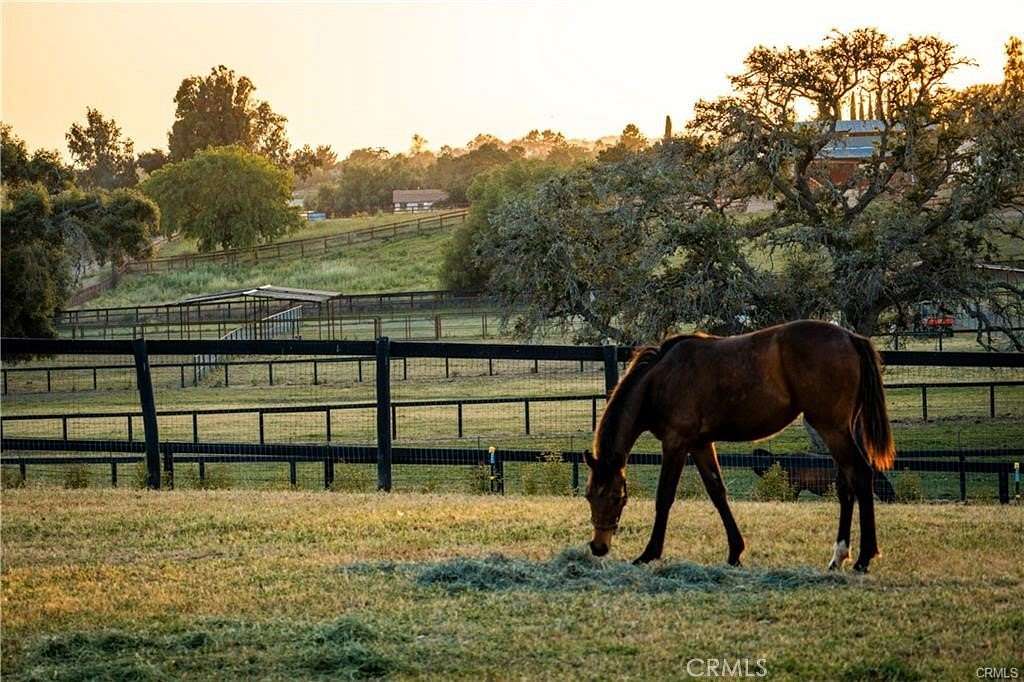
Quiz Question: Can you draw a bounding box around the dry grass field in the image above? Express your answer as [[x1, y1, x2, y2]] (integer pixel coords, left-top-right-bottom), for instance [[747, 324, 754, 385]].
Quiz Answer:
[[1, 489, 1021, 680]]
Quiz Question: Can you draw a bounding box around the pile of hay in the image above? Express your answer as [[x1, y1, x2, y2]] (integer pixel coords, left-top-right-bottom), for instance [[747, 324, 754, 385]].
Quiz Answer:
[[346, 548, 851, 594]]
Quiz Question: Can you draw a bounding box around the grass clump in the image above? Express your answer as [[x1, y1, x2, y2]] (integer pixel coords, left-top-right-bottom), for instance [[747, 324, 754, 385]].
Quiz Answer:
[[894, 469, 925, 503], [676, 469, 705, 500], [521, 451, 571, 496], [19, 617, 396, 681], [62, 465, 90, 489], [838, 657, 923, 681], [174, 465, 233, 490], [753, 462, 795, 501], [2, 465, 25, 489], [330, 464, 376, 493]]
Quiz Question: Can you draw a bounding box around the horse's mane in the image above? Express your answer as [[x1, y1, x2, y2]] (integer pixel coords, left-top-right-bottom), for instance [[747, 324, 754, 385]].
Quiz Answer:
[[592, 333, 703, 473]]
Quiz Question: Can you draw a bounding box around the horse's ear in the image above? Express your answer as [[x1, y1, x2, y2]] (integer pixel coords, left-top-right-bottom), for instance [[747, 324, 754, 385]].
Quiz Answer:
[[583, 449, 596, 469]]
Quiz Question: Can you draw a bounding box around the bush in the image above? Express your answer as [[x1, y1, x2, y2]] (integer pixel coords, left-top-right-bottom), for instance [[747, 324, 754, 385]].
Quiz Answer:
[[468, 464, 493, 495], [2, 466, 26, 489], [174, 465, 232, 490], [894, 469, 924, 503], [126, 463, 174, 489], [753, 462, 794, 502], [330, 464, 375, 493], [62, 465, 90, 489], [521, 451, 570, 496], [676, 469, 705, 500]]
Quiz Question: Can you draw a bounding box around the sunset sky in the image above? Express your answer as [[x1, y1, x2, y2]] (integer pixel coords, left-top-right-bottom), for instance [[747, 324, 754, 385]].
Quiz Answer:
[[2, 1, 1020, 160]]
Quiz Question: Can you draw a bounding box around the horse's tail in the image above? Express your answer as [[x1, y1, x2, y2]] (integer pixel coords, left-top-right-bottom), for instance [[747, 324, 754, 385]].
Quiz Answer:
[[851, 335, 896, 471]]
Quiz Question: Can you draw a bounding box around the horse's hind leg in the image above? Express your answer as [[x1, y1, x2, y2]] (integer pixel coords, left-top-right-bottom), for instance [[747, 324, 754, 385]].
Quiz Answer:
[[828, 466, 855, 570], [692, 442, 745, 567], [634, 442, 688, 565], [815, 426, 878, 572]]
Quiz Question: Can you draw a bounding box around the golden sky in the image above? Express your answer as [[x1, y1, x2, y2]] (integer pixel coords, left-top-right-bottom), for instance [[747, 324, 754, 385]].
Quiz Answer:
[[2, 1, 1020, 159]]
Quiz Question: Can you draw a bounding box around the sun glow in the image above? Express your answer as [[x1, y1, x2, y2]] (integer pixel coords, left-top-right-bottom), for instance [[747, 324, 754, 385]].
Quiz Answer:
[[2, 1, 1018, 159]]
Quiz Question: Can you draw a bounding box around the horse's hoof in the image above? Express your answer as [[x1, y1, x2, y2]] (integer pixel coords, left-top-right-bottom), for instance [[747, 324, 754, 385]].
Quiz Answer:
[[827, 560, 840, 571], [633, 554, 657, 565], [728, 557, 743, 568], [853, 562, 869, 574]]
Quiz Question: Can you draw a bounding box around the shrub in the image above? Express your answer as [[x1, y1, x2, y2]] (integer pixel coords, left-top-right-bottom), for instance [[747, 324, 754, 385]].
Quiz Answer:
[[126, 463, 175, 489], [894, 469, 924, 503], [175, 465, 232, 490], [62, 465, 90, 489], [128, 462, 150, 489], [2, 466, 26, 489], [676, 470, 705, 500], [752, 462, 794, 502], [330, 464, 375, 493], [468, 464, 493, 495], [521, 451, 570, 496]]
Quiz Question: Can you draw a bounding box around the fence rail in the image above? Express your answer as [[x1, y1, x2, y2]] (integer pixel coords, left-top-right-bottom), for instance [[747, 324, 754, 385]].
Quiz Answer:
[[125, 210, 467, 274], [1, 337, 1021, 502], [64, 211, 469, 307], [0, 440, 1016, 504]]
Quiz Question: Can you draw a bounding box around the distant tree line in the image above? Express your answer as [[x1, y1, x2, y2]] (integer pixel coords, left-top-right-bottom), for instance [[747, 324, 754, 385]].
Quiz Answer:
[[305, 128, 600, 217]]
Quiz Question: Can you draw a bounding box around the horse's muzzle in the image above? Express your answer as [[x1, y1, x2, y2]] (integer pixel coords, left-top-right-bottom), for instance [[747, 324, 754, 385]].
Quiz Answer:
[[589, 540, 609, 557]]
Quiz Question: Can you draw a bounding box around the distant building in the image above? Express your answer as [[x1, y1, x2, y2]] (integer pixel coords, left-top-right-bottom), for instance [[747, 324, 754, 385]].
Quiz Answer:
[[393, 189, 448, 212], [816, 120, 886, 185]]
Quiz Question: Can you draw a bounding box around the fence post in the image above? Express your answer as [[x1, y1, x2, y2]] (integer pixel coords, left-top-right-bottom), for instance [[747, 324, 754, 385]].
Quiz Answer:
[[572, 453, 580, 494], [920, 386, 928, 421], [132, 338, 161, 489], [989, 384, 996, 418], [602, 345, 619, 396], [324, 452, 334, 490], [163, 444, 174, 490], [376, 337, 393, 492], [998, 465, 1009, 504], [959, 452, 967, 502]]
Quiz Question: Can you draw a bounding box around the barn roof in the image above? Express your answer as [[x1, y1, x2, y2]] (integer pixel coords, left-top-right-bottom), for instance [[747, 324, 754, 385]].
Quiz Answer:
[[393, 189, 448, 203]]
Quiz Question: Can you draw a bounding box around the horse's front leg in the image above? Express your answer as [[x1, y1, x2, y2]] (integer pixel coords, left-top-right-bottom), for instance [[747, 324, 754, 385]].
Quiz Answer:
[[692, 442, 745, 567], [633, 443, 687, 565]]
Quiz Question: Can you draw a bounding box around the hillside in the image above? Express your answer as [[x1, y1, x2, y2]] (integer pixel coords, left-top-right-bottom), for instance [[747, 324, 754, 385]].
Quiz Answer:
[[83, 230, 452, 308], [152, 209, 452, 259]]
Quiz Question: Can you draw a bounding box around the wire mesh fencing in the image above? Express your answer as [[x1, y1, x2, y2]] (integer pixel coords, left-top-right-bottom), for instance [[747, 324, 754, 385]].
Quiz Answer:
[[2, 338, 1021, 503]]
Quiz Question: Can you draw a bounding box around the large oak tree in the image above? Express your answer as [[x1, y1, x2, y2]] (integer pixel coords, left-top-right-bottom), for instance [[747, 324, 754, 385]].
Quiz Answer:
[[481, 30, 1024, 348]]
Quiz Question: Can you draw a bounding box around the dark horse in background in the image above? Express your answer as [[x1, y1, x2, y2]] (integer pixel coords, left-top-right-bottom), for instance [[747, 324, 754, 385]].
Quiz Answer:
[[584, 320, 895, 572], [750, 448, 896, 502]]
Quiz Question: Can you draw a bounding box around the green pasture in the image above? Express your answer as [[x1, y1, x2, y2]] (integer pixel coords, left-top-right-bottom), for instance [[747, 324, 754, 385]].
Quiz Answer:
[[83, 230, 453, 309], [1, 490, 1021, 679], [152, 210, 453, 259]]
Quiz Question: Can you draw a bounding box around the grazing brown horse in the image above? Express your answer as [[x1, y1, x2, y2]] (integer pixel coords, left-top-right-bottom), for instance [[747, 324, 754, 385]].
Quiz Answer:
[[584, 320, 895, 572]]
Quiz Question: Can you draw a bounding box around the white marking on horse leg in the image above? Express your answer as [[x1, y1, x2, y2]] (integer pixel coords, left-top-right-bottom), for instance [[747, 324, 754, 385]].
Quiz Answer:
[[827, 540, 850, 570]]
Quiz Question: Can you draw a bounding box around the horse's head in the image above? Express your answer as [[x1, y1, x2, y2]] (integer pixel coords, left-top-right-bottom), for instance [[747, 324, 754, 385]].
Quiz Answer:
[[583, 450, 627, 557]]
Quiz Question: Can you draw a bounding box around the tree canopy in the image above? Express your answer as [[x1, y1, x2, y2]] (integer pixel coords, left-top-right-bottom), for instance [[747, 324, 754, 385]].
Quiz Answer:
[[168, 65, 291, 164], [1, 128, 159, 338], [143, 145, 300, 252], [1, 124, 74, 194], [66, 108, 138, 189], [440, 159, 567, 292], [480, 30, 1024, 348]]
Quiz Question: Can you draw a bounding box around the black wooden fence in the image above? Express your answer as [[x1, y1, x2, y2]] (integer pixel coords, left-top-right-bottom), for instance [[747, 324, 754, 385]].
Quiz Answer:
[[1, 338, 1021, 501]]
